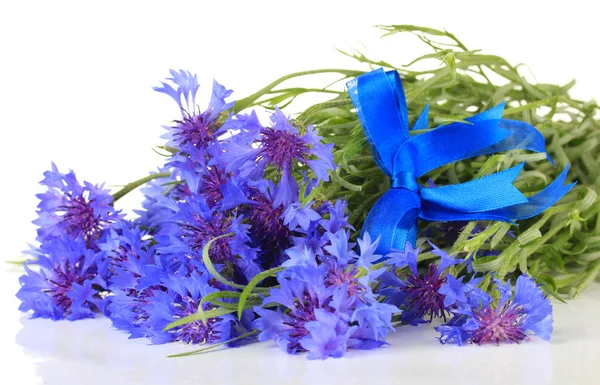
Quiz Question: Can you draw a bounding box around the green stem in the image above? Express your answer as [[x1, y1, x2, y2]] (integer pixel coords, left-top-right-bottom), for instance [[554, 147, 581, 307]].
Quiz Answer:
[[167, 330, 259, 358], [111, 172, 171, 203], [296, 99, 353, 124], [233, 69, 362, 113]]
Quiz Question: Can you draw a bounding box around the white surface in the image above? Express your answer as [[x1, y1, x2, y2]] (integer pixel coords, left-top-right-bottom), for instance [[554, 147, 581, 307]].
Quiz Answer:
[[1, 1, 599, 384]]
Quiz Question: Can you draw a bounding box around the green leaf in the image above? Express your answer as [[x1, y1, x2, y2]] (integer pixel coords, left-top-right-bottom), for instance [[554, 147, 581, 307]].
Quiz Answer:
[[199, 291, 242, 309], [579, 188, 598, 211], [517, 228, 542, 245], [201, 233, 247, 291], [537, 274, 566, 303], [490, 223, 512, 249], [200, 234, 270, 294], [164, 307, 236, 331], [472, 254, 505, 272], [237, 267, 284, 319], [331, 170, 363, 192], [572, 262, 600, 298]]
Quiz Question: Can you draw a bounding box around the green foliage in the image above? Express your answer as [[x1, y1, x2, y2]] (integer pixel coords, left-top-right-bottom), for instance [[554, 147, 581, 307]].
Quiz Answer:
[[233, 25, 600, 299]]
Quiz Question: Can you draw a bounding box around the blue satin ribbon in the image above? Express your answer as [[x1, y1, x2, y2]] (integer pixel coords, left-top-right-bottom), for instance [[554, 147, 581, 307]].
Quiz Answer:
[[346, 68, 575, 254]]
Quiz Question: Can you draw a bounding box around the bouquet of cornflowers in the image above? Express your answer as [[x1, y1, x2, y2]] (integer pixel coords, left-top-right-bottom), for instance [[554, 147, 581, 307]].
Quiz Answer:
[[15, 25, 599, 359]]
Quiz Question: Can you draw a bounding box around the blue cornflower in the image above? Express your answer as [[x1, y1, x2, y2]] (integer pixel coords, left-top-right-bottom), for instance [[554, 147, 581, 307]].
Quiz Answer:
[[97, 222, 156, 290], [16, 237, 105, 320], [221, 178, 295, 268], [320, 198, 353, 234], [253, 232, 399, 359], [300, 309, 356, 360], [105, 251, 180, 338], [135, 168, 182, 230], [141, 272, 236, 345], [34, 163, 119, 246], [351, 299, 399, 341], [282, 246, 318, 268], [436, 274, 553, 345], [222, 108, 335, 207], [282, 201, 321, 232], [154, 70, 234, 150], [155, 194, 260, 280], [355, 232, 382, 268], [382, 241, 462, 322], [438, 274, 468, 307], [323, 230, 358, 265], [287, 199, 354, 255], [167, 142, 237, 209], [253, 264, 334, 355]]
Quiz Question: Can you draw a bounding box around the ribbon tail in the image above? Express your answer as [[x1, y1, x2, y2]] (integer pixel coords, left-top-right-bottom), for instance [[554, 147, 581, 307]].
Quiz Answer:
[[361, 189, 421, 253], [399, 103, 553, 177], [420, 163, 528, 216], [465, 102, 505, 122], [395, 119, 512, 176], [420, 165, 574, 223], [477, 119, 554, 166], [493, 164, 575, 220], [465, 102, 551, 163]]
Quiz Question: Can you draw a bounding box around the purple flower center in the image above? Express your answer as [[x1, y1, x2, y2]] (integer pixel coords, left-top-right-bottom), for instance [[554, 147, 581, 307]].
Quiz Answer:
[[59, 194, 104, 240], [258, 128, 309, 170], [247, 192, 291, 250], [46, 258, 92, 311], [107, 245, 140, 280], [405, 264, 447, 322], [283, 293, 318, 352], [172, 183, 193, 201], [199, 166, 228, 208], [181, 212, 232, 264], [175, 300, 221, 344], [174, 114, 216, 149], [471, 303, 527, 345], [326, 265, 362, 296]]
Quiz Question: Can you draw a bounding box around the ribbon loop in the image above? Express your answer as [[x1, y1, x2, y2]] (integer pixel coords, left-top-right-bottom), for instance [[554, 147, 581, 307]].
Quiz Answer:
[[346, 68, 575, 254]]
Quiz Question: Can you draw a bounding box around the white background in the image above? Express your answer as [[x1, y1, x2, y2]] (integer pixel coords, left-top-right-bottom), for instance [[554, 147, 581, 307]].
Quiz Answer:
[[0, 1, 599, 384]]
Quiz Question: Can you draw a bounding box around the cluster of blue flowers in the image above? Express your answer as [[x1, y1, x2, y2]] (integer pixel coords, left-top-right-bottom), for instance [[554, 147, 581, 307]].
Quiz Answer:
[[379, 243, 553, 345], [17, 69, 342, 350], [16, 69, 554, 360], [253, 233, 399, 359]]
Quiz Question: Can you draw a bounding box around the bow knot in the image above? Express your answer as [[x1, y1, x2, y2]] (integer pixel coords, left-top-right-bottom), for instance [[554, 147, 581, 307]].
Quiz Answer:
[[391, 171, 419, 193], [346, 68, 575, 254]]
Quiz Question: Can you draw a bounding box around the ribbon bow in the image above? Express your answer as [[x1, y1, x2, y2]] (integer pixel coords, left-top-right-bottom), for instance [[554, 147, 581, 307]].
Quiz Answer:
[[346, 68, 575, 254]]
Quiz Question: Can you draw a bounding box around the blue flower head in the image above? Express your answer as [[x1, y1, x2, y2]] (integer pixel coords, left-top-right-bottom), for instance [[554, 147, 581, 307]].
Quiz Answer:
[[381, 241, 463, 323], [97, 222, 156, 290], [141, 272, 236, 345], [282, 201, 321, 232], [221, 178, 296, 270], [222, 108, 335, 207], [154, 70, 234, 150], [300, 309, 356, 360], [34, 163, 120, 246], [320, 198, 353, 234], [154, 193, 260, 281], [436, 274, 553, 345], [253, 232, 399, 359], [135, 168, 181, 230], [16, 237, 105, 321]]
